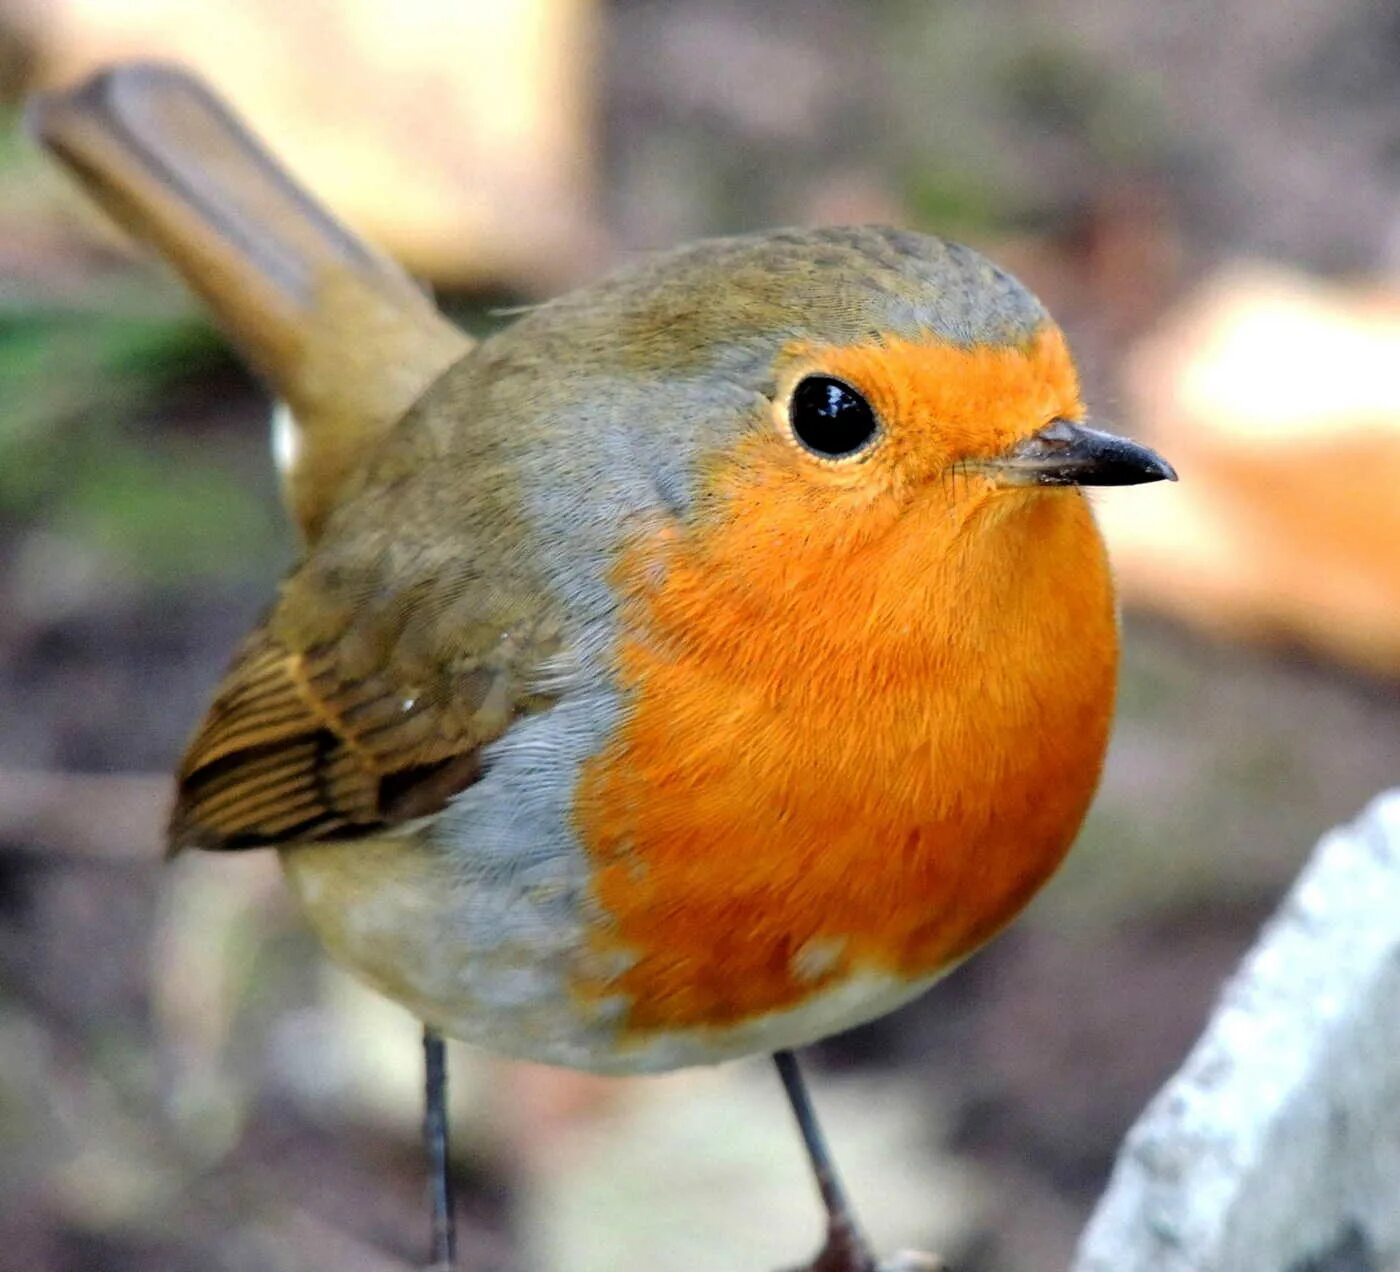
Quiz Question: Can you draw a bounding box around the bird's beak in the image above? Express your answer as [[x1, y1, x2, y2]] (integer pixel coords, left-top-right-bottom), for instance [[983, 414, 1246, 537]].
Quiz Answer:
[[988, 419, 1177, 487]]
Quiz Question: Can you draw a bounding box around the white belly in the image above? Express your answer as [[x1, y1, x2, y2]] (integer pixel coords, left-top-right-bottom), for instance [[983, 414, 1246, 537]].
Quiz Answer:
[[280, 829, 941, 1074]]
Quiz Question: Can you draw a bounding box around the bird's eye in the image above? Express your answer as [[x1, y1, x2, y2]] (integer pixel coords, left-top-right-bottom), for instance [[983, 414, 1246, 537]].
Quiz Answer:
[[788, 376, 879, 458]]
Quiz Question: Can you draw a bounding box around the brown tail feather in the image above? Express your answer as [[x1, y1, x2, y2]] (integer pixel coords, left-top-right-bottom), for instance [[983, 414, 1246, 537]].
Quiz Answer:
[[28, 61, 471, 540]]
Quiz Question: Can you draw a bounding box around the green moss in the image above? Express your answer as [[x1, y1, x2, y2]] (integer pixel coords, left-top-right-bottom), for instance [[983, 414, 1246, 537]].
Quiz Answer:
[[0, 291, 285, 581]]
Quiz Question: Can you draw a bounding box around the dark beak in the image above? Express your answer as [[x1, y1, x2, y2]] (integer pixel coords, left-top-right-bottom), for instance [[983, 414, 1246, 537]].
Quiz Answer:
[[993, 419, 1177, 487]]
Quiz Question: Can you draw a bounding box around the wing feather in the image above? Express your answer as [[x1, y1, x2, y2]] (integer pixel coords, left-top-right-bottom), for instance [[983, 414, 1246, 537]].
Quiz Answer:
[[167, 359, 565, 855]]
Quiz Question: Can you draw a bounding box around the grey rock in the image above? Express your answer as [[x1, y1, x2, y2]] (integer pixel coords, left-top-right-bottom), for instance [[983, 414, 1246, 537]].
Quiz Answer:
[[1073, 790, 1400, 1272]]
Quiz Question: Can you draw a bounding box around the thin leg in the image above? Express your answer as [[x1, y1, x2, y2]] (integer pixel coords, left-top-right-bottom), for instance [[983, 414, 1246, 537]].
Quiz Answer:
[[774, 1049, 876, 1272], [423, 1026, 457, 1270]]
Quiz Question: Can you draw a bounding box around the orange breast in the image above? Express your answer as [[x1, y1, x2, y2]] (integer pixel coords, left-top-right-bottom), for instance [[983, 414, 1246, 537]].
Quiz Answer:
[[574, 377, 1118, 1041]]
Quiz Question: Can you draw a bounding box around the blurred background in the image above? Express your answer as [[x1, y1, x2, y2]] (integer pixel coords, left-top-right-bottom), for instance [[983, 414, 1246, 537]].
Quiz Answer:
[[1, 1, 1398, 1269]]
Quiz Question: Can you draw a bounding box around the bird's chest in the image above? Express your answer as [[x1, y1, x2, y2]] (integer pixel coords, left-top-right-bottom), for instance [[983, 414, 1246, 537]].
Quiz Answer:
[[571, 497, 1118, 1042]]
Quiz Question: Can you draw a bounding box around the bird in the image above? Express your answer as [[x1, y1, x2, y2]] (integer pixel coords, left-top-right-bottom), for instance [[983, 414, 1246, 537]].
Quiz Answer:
[[30, 61, 1175, 1272]]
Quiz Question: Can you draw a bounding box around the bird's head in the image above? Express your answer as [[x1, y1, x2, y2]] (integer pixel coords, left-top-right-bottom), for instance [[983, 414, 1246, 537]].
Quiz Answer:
[[511, 227, 1170, 598]]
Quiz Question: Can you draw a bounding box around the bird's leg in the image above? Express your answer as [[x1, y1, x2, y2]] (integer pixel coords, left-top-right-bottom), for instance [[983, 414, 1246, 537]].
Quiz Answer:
[[423, 1026, 457, 1271], [774, 1049, 877, 1272]]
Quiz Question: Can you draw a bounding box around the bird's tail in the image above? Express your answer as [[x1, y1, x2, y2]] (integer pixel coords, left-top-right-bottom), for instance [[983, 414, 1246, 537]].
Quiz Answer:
[[28, 61, 470, 540]]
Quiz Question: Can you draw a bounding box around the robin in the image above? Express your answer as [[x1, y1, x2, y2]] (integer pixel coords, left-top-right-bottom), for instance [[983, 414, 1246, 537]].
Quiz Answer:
[[31, 63, 1175, 1272]]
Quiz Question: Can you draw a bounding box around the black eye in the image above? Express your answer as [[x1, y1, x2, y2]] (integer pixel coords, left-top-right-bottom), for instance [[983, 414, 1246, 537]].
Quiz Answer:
[[788, 376, 879, 458]]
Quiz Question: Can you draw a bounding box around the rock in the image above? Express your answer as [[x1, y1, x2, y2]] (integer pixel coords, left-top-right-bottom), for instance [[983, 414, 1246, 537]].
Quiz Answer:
[[1073, 790, 1400, 1272]]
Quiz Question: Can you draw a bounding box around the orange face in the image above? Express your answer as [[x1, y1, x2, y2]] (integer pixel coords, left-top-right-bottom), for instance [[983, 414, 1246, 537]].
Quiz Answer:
[[574, 324, 1119, 1043], [771, 323, 1083, 488], [679, 325, 1089, 607]]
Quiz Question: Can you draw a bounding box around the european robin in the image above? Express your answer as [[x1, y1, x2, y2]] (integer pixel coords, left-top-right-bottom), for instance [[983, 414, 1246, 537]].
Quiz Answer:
[[31, 63, 1175, 1272]]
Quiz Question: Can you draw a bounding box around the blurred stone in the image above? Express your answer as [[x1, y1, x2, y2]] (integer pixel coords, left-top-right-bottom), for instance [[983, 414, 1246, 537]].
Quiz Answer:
[[498, 1059, 626, 1165], [1073, 790, 1400, 1272], [519, 1061, 982, 1272], [153, 851, 309, 1170], [1097, 265, 1400, 677], [12, 0, 601, 289]]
